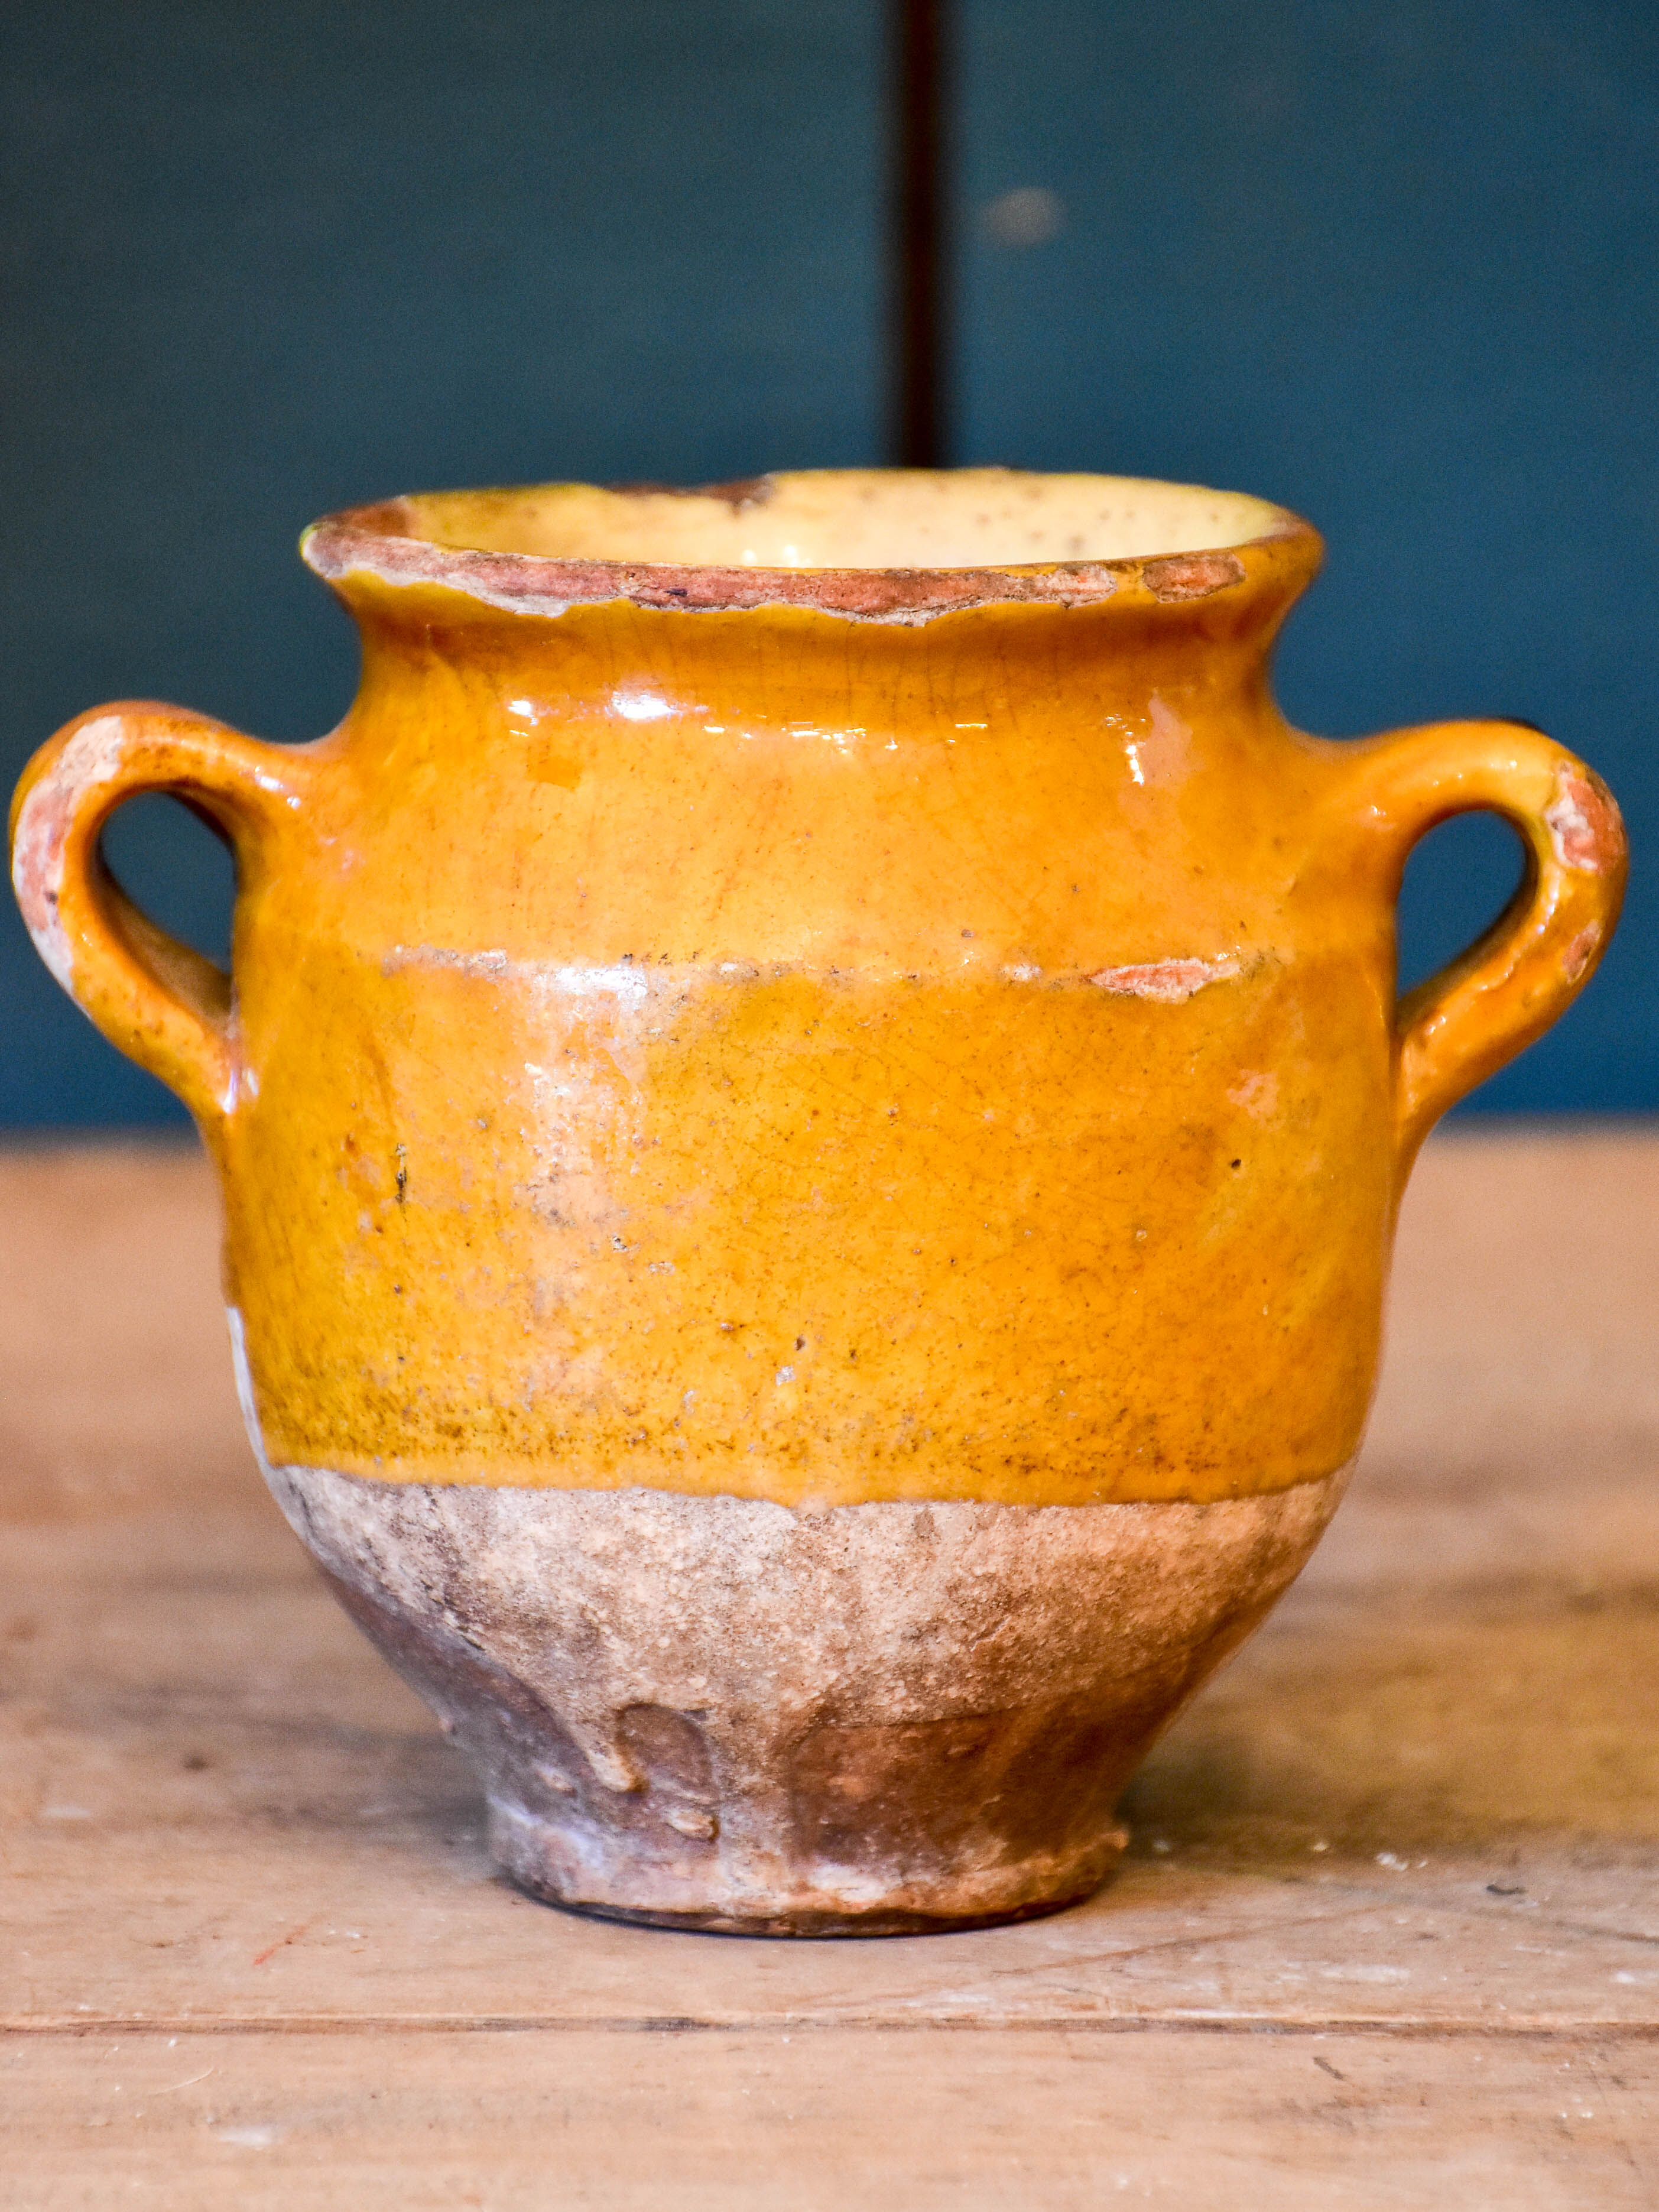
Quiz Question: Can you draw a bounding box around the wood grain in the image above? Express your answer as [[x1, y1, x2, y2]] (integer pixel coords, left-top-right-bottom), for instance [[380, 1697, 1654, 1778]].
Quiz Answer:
[[4, 1127, 1658, 2203], [5, 2030, 1656, 2210]]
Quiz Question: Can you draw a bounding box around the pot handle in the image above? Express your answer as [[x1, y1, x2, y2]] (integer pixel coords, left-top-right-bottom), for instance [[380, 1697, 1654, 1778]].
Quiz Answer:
[[1343, 718, 1626, 1159], [8, 700, 311, 1131]]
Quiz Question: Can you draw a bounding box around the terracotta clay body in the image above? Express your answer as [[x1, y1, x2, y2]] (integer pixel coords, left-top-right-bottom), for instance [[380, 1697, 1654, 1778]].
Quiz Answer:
[[10, 470, 1626, 1931]]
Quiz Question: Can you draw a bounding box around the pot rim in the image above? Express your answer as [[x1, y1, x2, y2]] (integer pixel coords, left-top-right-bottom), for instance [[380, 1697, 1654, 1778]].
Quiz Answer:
[[300, 465, 1323, 626]]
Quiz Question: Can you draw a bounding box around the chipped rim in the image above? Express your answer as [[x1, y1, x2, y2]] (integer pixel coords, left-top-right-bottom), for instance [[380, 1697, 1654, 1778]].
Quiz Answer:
[[300, 469, 1323, 626]]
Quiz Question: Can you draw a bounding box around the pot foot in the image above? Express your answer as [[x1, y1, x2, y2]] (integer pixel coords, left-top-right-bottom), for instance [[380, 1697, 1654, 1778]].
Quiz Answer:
[[504, 1879, 1101, 1939]]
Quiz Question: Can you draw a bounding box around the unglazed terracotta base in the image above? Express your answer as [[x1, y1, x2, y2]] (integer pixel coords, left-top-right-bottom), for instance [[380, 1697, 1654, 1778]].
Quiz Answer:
[[267, 1463, 1347, 1933]]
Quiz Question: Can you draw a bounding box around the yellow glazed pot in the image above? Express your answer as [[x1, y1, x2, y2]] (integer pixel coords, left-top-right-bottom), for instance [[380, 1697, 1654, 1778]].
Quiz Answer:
[[10, 470, 1626, 1932]]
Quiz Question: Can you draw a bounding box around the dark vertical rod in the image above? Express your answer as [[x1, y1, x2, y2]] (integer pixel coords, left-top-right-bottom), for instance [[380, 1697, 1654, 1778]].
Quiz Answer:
[[891, 0, 950, 468]]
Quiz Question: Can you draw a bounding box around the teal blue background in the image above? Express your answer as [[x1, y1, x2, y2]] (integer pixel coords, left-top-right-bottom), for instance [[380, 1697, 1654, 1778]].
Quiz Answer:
[[3, 0, 1652, 1125]]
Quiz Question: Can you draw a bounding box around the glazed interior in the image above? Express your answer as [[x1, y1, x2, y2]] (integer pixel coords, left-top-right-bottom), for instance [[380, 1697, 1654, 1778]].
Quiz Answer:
[[395, 468, 1293, 572]]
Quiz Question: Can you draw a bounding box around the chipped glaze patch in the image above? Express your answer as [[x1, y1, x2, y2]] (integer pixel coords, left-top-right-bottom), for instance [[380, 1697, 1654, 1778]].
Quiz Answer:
[[9, 712, 131, 993], [1141, 552, 1246, 601], [381, 947, 1254, 1001], [1087, 953, 1244, 1004], [1228, 1069, 1280, 1117], [1544, 771, 1617, 874], [383, 946, 653, 999], [303, 532, 1128, 628], [1562, 924, 1601, 983]]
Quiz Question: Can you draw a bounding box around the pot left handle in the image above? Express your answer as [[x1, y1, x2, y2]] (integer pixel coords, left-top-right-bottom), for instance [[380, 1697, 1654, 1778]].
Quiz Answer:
[[8, 700, 311, 1130]]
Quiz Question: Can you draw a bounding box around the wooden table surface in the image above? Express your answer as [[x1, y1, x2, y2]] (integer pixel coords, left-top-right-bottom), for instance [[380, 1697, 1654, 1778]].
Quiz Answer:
[[4, 1128, 1658, 2207]]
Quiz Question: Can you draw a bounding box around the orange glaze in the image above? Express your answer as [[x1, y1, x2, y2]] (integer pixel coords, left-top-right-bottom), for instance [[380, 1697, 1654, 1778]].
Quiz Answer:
[[10, 470, 1626, 1504]]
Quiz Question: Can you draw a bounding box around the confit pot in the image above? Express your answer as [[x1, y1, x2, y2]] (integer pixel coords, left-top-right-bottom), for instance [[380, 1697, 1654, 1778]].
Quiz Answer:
[[9, 468, 1627, 1933]]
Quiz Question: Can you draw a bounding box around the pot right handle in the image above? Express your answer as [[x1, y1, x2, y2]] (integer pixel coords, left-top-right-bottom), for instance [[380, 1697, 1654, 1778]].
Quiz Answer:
[[1342, 718, 1626, 1160]]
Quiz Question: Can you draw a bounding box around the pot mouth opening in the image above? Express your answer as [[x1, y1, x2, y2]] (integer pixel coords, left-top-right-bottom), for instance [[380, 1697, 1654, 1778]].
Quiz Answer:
[[385, 468, 1294, 572], [303, 468, 1317, 622]]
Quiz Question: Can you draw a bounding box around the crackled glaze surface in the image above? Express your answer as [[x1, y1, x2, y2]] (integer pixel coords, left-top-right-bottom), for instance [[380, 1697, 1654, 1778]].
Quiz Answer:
[[8, 468, 1625, 1512]]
